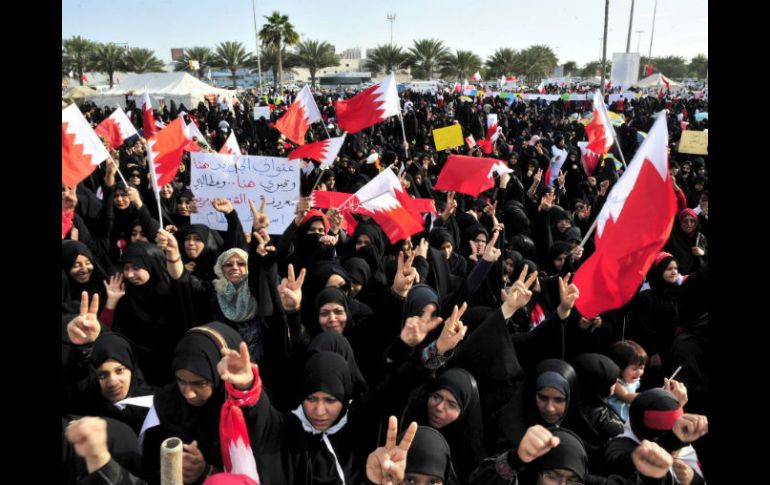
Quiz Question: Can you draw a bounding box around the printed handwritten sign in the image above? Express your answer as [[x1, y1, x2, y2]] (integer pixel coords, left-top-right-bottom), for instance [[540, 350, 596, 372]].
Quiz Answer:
[[253, 106, 271, 120], [190, 152, 299, 234], [678, 131, 708, 155]]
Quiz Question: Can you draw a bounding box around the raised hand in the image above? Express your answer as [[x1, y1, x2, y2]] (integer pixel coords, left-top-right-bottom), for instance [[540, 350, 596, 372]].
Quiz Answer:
[[400, 306, 443, 348], [557, 273, 579, 320], [468, 240, 479, 262], [672, 458, 695, 485], [62, 184, 78, 210], [440, 192, 457, 221], [631, 440, 673, 479], [252, 229, 276, 257], [70, 227, 80, 241], [103, 273, 125, 310], [327, 207, 342, 234], [126, 186, 143, 209], [319, 234, 339, 247], [217, 341, 254, 390], [533, 168, 543, 185], [557, 169, 566, 187], [414, 238, 429, 259], [436, 302, 468, 355], [65, 417, 111, 474], [212, 197, 234, 215], [672, 413, 708, 443], [482, 230, 502, 262], [392, 251, 419, 298], [365, 416, 418, 485], [294, 196, 310, 225], [539, 192, 554, 212], [278, 263, 306, 312], [155, 228, 180, 257], [663, 378, 688, 408], [249, 196, 270, 232], [517, 425, 560, 463], [67, 292, 101, 345], [182, 440, 206, 484], [501, 264, 539, 319]]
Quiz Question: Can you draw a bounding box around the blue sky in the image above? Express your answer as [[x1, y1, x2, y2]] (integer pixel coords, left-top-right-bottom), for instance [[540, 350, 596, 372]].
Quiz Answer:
[[63, 0, 707, 66]]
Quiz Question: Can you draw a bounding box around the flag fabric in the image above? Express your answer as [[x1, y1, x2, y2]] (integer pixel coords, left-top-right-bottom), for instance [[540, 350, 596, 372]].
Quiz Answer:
[[465, 134, 477, 149], [537, 80, 546, 94], [545, 144, 568, 186], [62, 104, 110, 186], [585, 90, 616, 154], [338, 169, 425, 243], [577, 141, 602, 177], [219, 131, 242, 155], [471, 71, 482, 82], [660, 74, 671, 91], [221, 374, 261, 483], [146, 118, 189, 188], [142, 90, 158, 138], [572, 114, 677, 318], [434, 155, 504, 196], [287, 135, 346, 170], [335, 73, 400, 134], [95, 107, 138, 150], [274, 85, 322, 145], [81, 73, 88, 83], [180, 113, 211, 151]]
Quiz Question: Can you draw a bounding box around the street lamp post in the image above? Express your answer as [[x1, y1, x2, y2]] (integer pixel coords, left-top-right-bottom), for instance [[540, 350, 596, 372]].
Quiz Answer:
[[626, 0, 635, 52], [601, 0, 609, 96], [386, 13, 396, 46], [252, 0, 263, 92], [648, 0, 658, 58], [635, 30, 644, 53]]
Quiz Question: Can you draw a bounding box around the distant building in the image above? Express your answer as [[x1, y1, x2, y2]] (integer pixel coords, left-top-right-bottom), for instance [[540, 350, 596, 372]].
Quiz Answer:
[[340, 48, 363, 59]]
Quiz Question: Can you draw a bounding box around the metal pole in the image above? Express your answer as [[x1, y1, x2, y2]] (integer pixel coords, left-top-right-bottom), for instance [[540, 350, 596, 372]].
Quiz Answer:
[[252, 0, 264, 93], [387, 13, 396, 46], [600, 0, 609, 97], [635, 30, 644, 53], [648, 0, 658, 58], [626, 0, 635, 52]]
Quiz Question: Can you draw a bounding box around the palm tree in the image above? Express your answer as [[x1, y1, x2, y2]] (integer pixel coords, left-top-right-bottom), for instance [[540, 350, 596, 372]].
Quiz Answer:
[[213, 41, 253, 89], [365, 44, 410, 76], [408, 38, 449, 80], [562, 61, 578, 77], [63, 36, 96, 85], [293, 40, 339, 87], [123, 48, 165, 73], [582, 60, 612, 78], [439, 50, 482, 82], [259, 11, 300, 90], [517, 45, 558, 84], [92, 43, 125, 88], [174, 47, 216, 78], [688, 54, 708, 79], [485, 48, 520, 78], [258, 46, 300, 86]]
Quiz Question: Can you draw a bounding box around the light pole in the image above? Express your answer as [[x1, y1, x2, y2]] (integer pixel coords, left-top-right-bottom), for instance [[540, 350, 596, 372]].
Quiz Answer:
[[635, 30, 644, 53], [386, 13, 396, 46], [626, 0, 635, 52], [601, 0, 609, 96], [648, 0, 658, 58], [252, 0, 263, 92]]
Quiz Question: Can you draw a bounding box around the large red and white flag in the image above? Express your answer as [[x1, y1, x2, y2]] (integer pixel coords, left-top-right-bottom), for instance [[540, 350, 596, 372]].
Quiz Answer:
[[338, 169, 425, 242], [434, 155, 506, 196], [180, 113, 210, 152], [573, 114, 677, 318], [146, 117, 189, 189], [585, 90, 615, 154], [287, 135, 346, 170], [471, 71, 482, 82], [275, 85, 322, 145], [335, 73, 400, 134], [95, 106, 138, 150], [219, 131, 242, 155], [577, 141, 602, 177], [142, 90, 158, 138], [62, 104, 110, 186], [537, 81, 546, 94]]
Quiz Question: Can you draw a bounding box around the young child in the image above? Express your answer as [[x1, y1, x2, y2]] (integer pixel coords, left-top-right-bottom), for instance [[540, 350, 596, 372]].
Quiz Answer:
[[607, 340, 648, 422]]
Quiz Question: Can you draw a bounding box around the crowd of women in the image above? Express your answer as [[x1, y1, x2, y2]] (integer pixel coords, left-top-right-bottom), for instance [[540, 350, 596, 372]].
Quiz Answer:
[[63, 84, 709, 485]]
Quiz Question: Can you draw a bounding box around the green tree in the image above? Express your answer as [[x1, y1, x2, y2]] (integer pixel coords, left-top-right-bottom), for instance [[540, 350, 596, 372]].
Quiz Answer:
[[688, 54, 708, 79], [63, 36, 97, 85], [259, 46, 300, 85], [517, 45, 558, 84], [582, 60, 612, 78], [364, 44, 410, 76], [92, 43, 125, 88], [259, 11, 300, 89], [485, 48, 520, 78], [293, 40, 339, 87], [439, 50, 482, 82], [562, 61, 578, 77], [650, 55, 688, 79], [407, 38, 450, 80], [123, 48, 165, 74], [213, 41, 254, 89], [174, 47, 216, 78]]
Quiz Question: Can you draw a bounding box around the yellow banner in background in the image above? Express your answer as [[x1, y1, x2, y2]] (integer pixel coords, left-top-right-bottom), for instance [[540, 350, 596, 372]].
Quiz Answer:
[[678, 131, 708, 155], [432, 124, 464, 151]]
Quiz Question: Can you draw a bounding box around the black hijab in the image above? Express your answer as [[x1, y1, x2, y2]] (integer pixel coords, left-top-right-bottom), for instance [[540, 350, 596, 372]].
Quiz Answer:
[[307, 332, 367, 402], [342, 257, 371, 288], [154, 322, 243, 469], [61, 240, 108, 314], [91, 333, 145, 398], [314, 286, 355, 334], [301, 351, 353, 416], [403, 426, 460, 485], [629, 388, 682, 442], [175, 224, 221, 282], [119, 241, 172, 323], [572, 353, 620, 408], [405, 284, 440, 319], [521, 427, 588, 484]]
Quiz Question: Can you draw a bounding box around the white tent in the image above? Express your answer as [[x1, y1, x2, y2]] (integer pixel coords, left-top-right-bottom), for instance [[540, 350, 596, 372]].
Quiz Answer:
[[633, 73, 683, 89], [86, 72, 238, 109]]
